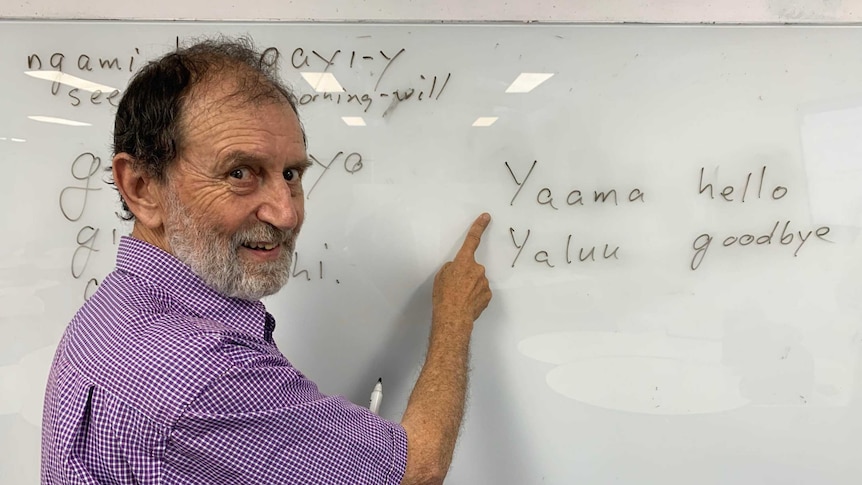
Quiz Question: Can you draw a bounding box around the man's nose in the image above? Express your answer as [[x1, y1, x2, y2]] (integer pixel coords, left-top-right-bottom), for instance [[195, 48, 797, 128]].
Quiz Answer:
[[256, 177, 298, 231]]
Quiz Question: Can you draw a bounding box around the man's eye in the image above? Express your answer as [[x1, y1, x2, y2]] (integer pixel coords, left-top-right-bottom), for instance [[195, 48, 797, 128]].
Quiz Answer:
[[283, 168, 300, 181], [230, 168, 250, 179]]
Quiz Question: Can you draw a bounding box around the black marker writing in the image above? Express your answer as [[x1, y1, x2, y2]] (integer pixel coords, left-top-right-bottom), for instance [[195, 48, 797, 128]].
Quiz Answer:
[[510, 227, 621, 269], [71, 226, 99, 279], [306, 151, 364, 199], [690, 220, 832, 270], [84, 278, 99, 300], [698, 165, 788, 202], [506, 159, 645, 208], [374, 48, 406, 91], [505, 160, 537, 206], [60, 152, 102, 222]]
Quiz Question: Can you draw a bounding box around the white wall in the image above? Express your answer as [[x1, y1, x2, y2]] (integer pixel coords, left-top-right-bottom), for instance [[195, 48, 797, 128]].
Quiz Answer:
[[2, 0, 862, 23]]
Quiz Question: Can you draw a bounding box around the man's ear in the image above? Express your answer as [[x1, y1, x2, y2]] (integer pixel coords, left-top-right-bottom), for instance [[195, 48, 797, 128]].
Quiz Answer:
[[112, 153, 166, 230]]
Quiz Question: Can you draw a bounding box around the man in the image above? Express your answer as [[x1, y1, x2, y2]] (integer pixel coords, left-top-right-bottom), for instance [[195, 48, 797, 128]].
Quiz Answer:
[[42, 38, 491, 484]]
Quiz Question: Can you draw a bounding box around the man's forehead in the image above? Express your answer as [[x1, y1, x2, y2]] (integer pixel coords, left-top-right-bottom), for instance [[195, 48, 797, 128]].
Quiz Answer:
[[181, 81, 298, 133], [183, 67, 292, 111], [185, 76, 265, 115]]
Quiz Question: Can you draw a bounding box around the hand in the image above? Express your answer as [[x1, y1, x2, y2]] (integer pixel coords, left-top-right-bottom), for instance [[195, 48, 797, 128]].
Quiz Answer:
[[432, 213, 492, 326]]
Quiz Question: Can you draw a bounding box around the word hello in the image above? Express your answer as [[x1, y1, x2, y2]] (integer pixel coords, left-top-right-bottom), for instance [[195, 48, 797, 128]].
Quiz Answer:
[[699, 165, 788, 202]]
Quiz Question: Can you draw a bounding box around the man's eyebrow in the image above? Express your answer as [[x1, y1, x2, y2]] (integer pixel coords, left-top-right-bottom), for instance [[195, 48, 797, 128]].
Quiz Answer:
[[218, 150, 267, 168], [218, 151, 312, 169]]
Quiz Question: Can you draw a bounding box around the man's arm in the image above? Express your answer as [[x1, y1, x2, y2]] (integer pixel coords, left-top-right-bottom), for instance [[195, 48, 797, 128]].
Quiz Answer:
[[399, 213, 492, 485]]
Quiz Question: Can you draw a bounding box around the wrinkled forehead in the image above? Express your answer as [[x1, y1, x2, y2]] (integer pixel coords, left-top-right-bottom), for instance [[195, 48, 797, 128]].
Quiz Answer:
[[176, 71, 301, 151]]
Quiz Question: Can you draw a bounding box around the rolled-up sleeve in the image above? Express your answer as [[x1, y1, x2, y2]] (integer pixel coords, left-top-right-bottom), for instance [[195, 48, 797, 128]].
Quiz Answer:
[[164, 349, 408, 484]]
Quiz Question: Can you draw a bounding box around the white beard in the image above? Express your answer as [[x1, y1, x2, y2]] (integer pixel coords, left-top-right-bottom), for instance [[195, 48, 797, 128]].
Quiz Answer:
[[163, 190, 297, 300]]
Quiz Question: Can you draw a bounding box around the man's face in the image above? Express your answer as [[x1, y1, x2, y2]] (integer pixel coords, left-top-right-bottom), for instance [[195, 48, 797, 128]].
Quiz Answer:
[[160, 80, 308, 300]]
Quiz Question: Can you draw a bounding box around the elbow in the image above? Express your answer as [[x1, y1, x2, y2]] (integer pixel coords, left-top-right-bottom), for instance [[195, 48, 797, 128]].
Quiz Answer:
[[402, 453, 449, 485], [406, 463, 447, 485], [401, 418, 457, 485], [421, 460, 448, 485]]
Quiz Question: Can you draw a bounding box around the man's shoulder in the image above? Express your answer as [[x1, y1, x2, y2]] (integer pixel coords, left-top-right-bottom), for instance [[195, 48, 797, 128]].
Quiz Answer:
[[72, 267, 201, 346], [61, 269, 239, 425]]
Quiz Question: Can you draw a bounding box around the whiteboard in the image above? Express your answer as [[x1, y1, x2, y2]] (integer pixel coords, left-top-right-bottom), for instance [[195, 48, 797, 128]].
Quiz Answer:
[[2, 21, 862, 484]]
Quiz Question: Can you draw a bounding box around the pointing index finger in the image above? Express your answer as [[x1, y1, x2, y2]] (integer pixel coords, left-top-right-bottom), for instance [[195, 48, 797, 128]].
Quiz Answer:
[[456, 213, 491, 261]]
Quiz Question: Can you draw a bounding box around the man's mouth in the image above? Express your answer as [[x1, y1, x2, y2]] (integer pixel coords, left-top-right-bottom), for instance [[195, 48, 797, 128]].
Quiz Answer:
[[242, 242, 278, 251]]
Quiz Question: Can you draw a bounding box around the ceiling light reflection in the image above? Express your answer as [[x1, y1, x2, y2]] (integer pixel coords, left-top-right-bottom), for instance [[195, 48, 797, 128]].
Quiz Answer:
[[24, 70, 118, 93], [505, 73, 555, 93], [472, 117, 498, 127], [301, 72, 345, 93], [28, 116, 91, 127], [341, 116, 366, 126]]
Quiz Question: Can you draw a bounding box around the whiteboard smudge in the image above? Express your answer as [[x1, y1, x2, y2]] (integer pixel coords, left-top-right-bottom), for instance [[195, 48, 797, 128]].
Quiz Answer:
[[519, 331, 749, 415]]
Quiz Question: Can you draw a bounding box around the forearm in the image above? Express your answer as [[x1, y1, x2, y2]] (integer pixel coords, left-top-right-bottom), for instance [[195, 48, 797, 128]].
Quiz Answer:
[[399, 213, 491, 485], [400, 316, 473, 485]]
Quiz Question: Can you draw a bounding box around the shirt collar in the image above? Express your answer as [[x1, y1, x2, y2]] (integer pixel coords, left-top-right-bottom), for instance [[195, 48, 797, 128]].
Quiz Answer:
[[115, 236, 274, 340]]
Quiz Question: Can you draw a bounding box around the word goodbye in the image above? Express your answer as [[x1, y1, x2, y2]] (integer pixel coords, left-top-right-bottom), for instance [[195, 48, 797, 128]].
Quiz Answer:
[[691, 221, 831, 270]]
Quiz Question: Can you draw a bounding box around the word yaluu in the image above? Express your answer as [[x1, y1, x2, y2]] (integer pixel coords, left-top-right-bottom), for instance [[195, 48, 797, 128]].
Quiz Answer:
[[690, 220, 832, 270], [509, 228, 620, 269]]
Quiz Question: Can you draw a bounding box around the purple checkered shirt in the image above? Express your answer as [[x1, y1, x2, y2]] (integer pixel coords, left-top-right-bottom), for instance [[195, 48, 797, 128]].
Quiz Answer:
[[42, 236, 408, 484]]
